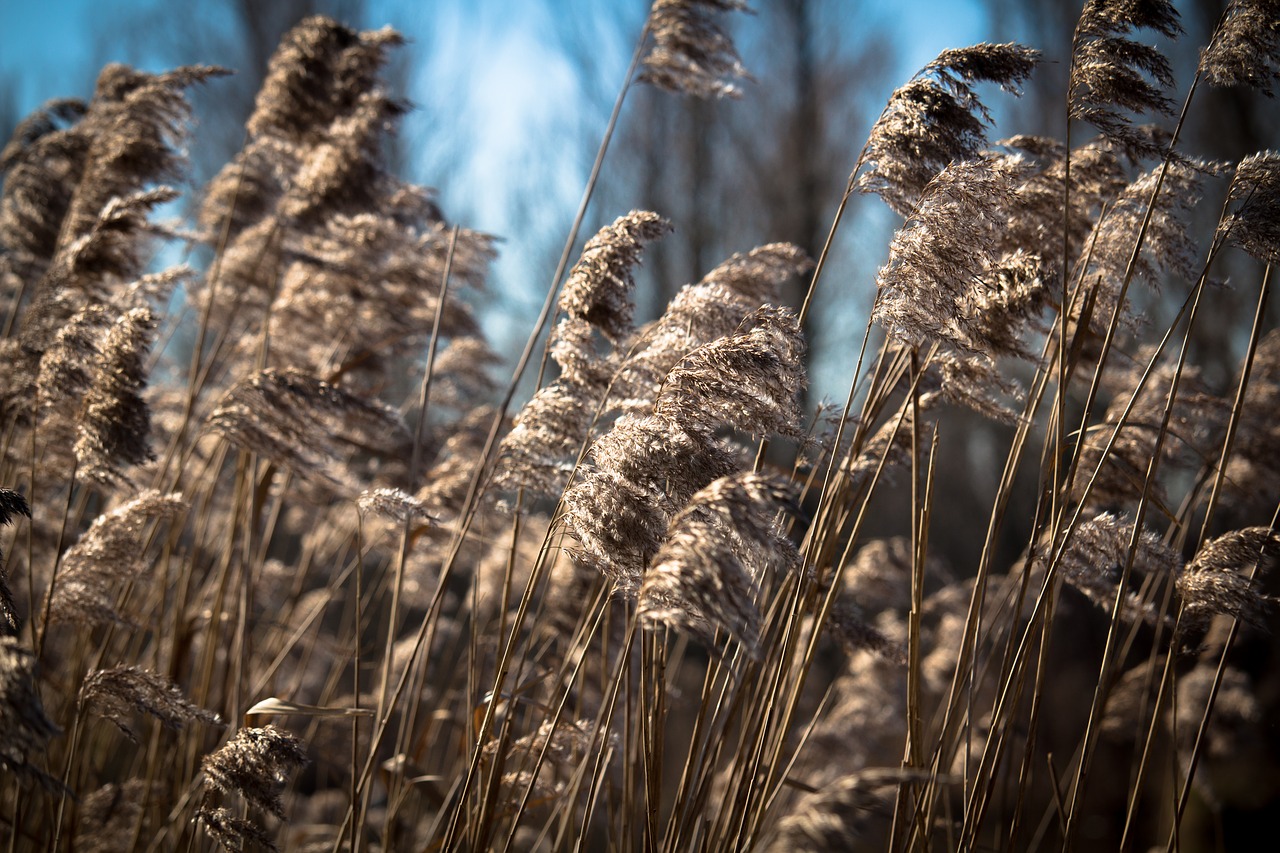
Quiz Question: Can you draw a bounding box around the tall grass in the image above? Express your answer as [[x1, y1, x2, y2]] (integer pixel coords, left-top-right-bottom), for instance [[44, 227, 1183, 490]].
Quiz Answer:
[[2, 1, 1279, 850]]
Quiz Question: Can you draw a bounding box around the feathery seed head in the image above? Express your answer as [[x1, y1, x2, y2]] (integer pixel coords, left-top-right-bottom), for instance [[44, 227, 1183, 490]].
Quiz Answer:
[[589, 414, 739, 514], [0, 99, 88, 272], [558, 211, 671, 343], [873, 153, 1045, 357], [562, 469, 667, 593], [638, 473, 796, 658], [357, 487, 434, 525], [1220, 151, 1280, 263], [63, 64, 225, 243], [0, 490, 29, 636], [1081, 158, 1214, 330], [207, 369, 410, 495], [1052, 512, 1182, 625], [1177, 527, 1280, 637], [201, 725, 308, 820], [654, 305, 806, 438], [248, 17, 403, 145], [0, 638, 62, 785], [767, 768, 939, 851], [50, 491, 186, 625], [495, 382, 597, 499], [195, 806, 279, 853], [1070, 0, 1181, 157], [1199, 0, 1280, 94], [857, 43, 1040, 216], [75, 781, 162, 853], [80, 666, 221, 741], [74, 306, 157, 486], [640, 0, 753, 99]]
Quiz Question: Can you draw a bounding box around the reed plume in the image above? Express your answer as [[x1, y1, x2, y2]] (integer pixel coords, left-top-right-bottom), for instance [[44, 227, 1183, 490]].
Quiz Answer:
[[1219, 150, 1280, 263], [1052, 512, 1182, 625], [48, 491, 186, 626], [206, 369, 410, 495], [74, 306, 157, 486], [1070, 0, 1182, 157], [80, 666, 221, 741], [638, 472, 796, 658], [1199, 0, 1280, 94], [857, 43, 1039, 216], [1177, 527, 1280, 636], [640, 0, 752, 98], [201, 725, 309, 817], [496, 212, 668, 497]]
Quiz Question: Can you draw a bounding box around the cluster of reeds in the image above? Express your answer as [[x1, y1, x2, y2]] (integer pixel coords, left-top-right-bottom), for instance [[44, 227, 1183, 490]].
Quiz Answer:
[[2, 1, 1278, 850]]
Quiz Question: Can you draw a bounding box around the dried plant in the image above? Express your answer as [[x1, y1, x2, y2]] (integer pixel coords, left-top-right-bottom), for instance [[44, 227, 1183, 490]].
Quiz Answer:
[[1070, 0, 1182, 157], [496, 212, 668, 497], [80, 666, 221, 741], [857, 43, 1039, 216], [200, 725, 308, 821], [7, 8, 1280, 852], [1177, 527, 1280, 636], [495, 382, 598, 498], [640, 0, 752, 98], [638, 472, 796, 657], [484, 718, 598, 803], [654, 305, 806, 437], [196, 805, 281, 853], [48, 491, 187, 625], [612, 243, 812, 415], [247, 17, 403, 145], [1051, 512, 1182, 625], [1219, 150, 1280, 264], [873, 153, 1047, 358], [558, 211, 671, 345], [207, 369, 410, 494], [1199, 0, 1280, 94], [0, 98, 88, 279], [1075, 347, 1226, 509], [1082, 158, 1215, 327], [562, 468, 667, 592], [0, 489, 30, 636], [357, 487, 433, 525], [62, 64, 226, 242], [74, 306, 157, 486], [766, 768, 937, 852], [73, 781, 163, 853]]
